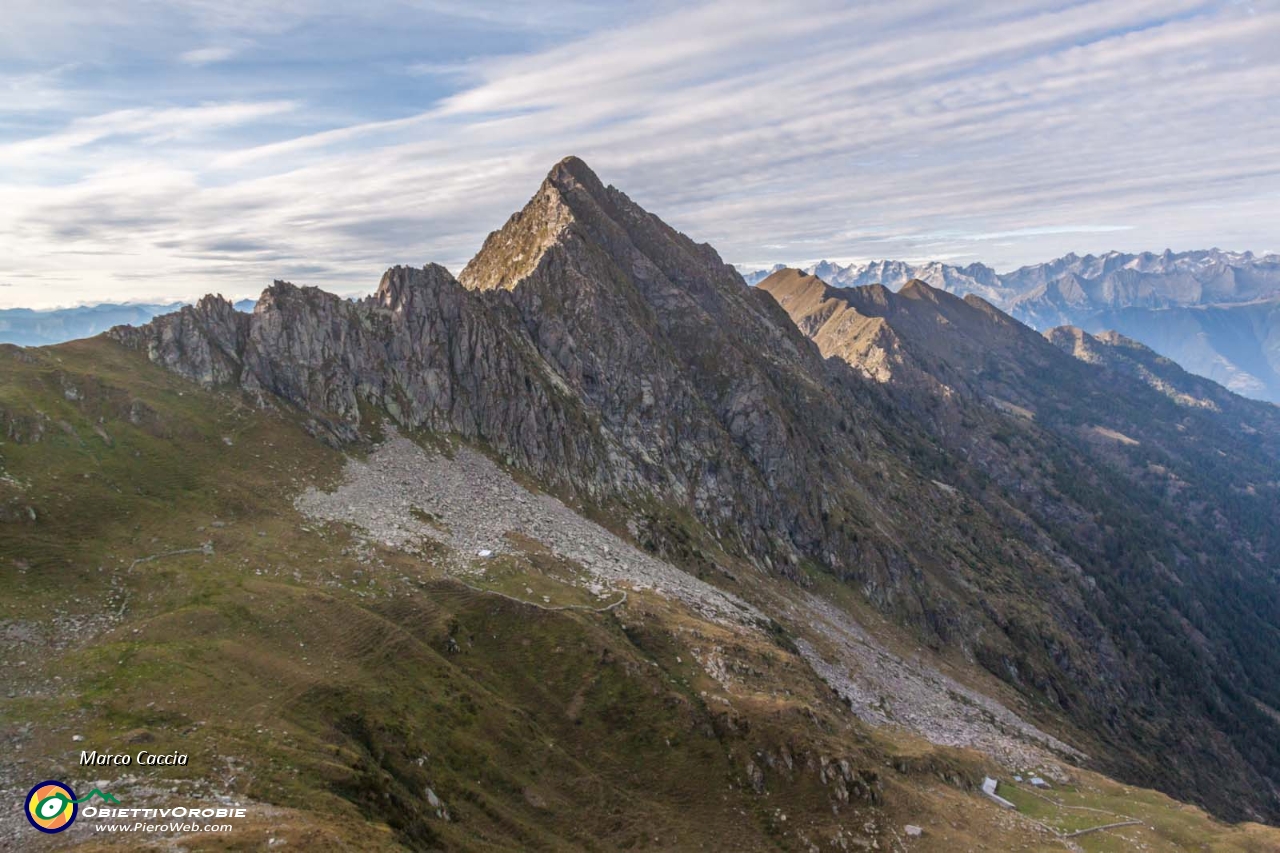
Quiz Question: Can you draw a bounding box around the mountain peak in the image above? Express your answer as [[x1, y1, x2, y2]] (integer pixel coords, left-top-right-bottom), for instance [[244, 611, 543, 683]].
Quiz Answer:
[[761, 270, 1053, 393], [544, 155, 607, 196], [460, 154, 747, 310], [897, 278, 938, 300], [459, 161, 584, 292], [756, 267, 829, 299], [373, 263, 458, 312]]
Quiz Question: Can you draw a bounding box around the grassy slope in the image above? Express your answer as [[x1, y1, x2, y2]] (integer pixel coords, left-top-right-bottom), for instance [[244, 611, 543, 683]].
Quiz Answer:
[[1, 338, 1277, 852]]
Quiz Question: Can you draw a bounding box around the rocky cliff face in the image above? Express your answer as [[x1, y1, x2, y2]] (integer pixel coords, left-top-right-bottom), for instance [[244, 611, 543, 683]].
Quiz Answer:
[[113, 266, 611, 490], [112, 159, 1280, 823], [113, 160, 885, 577], [459, 157, 887, 571]]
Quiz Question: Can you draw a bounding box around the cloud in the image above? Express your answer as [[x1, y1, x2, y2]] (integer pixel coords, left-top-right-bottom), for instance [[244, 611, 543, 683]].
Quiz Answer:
[[0, 0, 1277, 308], [0, 65, 79, 111], [179, 45, 241, 66], [952, 226, 1136, 241], [0, 100, 298, 165], [404, 61, 477, 79]]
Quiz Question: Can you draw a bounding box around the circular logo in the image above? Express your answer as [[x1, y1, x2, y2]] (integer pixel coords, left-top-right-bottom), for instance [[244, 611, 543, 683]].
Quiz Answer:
[[25, 781, 78, 833]]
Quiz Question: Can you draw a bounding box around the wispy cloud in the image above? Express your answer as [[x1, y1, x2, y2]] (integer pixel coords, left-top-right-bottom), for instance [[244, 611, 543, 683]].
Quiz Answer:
[[0, 101, 298, 164], [0, 0, 1277, 307], [179, 44, 242, 66], [404, 60, 478, 79], [939, 226, 1136, 242]]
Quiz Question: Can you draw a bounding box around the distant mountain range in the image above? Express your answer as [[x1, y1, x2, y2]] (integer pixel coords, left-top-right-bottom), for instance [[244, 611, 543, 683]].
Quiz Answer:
[[742, 250, 1280, 403], [0, 298, 257, 347]]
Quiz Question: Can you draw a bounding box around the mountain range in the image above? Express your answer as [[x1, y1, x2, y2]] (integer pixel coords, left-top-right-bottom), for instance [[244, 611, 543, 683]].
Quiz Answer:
[[0, 299, 257, 347], [742, 250, 1280, 403], [3, 158, 1280, 850], [12, 256, 1279, 405]]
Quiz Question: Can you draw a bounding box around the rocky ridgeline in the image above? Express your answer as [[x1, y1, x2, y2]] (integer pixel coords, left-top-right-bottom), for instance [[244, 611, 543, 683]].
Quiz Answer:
[[109, 264, 595, 466], [110, 157, 886, 586]]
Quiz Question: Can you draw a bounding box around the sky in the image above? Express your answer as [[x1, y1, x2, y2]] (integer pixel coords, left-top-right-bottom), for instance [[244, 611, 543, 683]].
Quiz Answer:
[[0, 0, 1277, 309]]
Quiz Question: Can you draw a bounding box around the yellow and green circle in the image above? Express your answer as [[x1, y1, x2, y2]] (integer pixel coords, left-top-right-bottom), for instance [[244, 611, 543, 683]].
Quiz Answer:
[[25, 781, 77, 833]]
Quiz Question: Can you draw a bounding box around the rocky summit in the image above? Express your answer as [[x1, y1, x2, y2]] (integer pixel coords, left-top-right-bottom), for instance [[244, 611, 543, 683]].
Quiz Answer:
[[0, 157, 1262, 849]]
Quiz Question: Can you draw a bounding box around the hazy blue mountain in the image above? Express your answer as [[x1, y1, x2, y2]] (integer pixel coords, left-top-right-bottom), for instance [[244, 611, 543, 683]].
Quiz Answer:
[[0, 298, 257, 346], [1080, 298, 1280, 402]]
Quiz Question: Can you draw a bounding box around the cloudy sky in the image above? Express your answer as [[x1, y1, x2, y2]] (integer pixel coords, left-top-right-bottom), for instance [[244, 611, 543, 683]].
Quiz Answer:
[[1, 0, 1277, 308]]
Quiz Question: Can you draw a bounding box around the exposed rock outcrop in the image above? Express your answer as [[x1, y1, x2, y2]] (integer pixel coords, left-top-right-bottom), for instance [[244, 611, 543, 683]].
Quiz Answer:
[[113, 158, 887, 579]]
